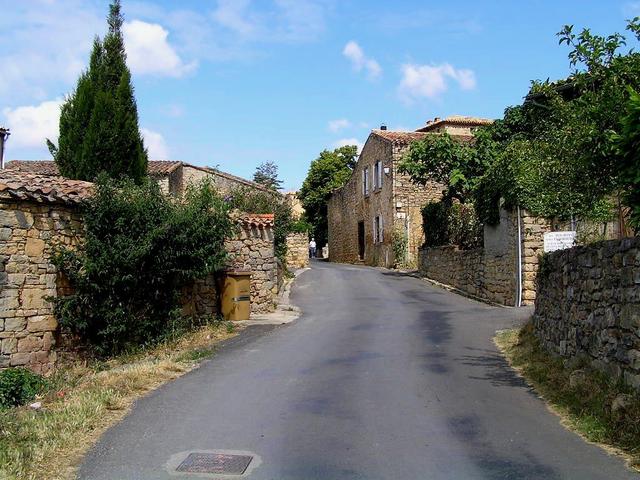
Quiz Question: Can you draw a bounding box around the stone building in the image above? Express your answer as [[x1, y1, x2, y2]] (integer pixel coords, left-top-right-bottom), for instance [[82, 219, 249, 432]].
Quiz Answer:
[[284, 191, 305, 220], [5, 160, 270, 197], [327, 116, 491, 268]]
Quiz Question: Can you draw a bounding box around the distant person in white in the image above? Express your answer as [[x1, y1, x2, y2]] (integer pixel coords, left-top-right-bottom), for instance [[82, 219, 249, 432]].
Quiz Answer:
[[309, 238, 317, 258]]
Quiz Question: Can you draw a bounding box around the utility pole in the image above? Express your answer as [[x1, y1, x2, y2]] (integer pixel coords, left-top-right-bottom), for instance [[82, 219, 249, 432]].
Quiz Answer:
[[0, 127, 10, 169]]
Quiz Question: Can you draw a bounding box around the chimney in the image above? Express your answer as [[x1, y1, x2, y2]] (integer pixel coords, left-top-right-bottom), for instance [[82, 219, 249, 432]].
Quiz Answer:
[[0, 128, 10, 170], [380, 124, 387, 130]]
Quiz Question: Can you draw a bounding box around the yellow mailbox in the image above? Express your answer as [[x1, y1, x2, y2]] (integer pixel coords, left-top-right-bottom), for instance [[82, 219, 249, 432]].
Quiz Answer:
[[220, 270, 251, 321]]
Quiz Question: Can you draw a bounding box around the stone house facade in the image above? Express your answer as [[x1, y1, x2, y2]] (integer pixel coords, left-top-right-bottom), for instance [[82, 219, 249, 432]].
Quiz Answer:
[[5, 160, 271, 197], [327, 116, 490, 268]]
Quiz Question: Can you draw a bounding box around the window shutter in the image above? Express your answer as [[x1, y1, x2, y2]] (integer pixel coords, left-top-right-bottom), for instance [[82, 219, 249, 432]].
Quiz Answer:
[[362, 169, 366, 195], [378, 161, 383, 188], [379, 215, 384, 242], [372, 217, 376, 242]]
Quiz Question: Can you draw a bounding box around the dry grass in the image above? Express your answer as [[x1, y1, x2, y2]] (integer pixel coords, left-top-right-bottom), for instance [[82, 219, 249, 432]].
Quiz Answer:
[[0, 322, 240, 480], [496, 323, 640, 469]]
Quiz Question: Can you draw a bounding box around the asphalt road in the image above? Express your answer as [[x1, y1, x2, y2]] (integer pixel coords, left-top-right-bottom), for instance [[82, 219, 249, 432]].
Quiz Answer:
[[79, 261, 638, 480]]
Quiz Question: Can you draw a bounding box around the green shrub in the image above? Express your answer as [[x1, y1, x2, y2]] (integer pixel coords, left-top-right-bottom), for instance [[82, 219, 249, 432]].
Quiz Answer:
[[290, 219, 312, 234], [421, 201, 449, 248], [53, 177, 234, 356], [616, 87, 640, 232], [422, 201, 483, 249], [0, 368, 46, 409]]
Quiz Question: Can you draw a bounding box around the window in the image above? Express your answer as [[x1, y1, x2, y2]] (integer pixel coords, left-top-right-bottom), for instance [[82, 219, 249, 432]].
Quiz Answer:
[[373, 215, 383, 243], [373, 161, 383, 190], [363, 167, 370, 195]]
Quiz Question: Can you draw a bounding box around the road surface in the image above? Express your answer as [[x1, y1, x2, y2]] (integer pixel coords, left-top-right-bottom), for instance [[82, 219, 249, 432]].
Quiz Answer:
[[80, 261, 637, 479]]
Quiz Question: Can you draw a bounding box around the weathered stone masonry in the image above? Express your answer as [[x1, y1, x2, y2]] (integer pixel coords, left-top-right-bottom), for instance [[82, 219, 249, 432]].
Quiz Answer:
[[418, 207, 552, 306], [0, 172, 90, 374], [534, 236, 640, 390], [285, 232, 309, 269]]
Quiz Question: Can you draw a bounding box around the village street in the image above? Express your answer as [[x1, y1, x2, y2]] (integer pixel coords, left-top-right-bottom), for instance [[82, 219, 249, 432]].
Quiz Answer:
[[79, 261, 636, 480]]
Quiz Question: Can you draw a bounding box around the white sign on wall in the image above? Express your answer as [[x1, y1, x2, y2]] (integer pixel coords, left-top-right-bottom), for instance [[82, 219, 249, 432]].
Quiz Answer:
[[543, 231, 577, 253]]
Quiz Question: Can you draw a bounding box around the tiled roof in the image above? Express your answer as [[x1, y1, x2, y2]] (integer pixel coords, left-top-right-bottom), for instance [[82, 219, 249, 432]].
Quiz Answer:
[[5, 160, 61, 176], [415, 115, 493, 132], [6, 160, 184, 177], [4, 160, 271, 192], [371, 130, 474, 146], [147, 161, 182, 175], [0, 170, 93, 205], [236, 212, 274, 228]]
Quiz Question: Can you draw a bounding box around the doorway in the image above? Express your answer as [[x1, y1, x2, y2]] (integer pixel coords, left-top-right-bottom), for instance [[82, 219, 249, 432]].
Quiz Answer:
[[358, 221, 365, 260]]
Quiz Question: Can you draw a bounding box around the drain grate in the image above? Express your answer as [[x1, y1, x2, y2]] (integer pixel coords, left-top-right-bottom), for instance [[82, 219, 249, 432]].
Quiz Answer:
[[176, 452, 253, 475]]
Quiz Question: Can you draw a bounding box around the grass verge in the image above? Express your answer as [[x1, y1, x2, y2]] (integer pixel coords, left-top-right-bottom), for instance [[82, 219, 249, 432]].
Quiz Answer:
[[0, 321, 240, 480], [495, 322, 640, 469]]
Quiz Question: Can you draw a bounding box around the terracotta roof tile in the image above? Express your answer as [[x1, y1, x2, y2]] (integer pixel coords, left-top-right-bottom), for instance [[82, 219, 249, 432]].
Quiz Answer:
[[6, 160, 184, 177], [236, 212, 274, 228], [371, 130, 474, 146], [0, 170, 93, 205], [4, 160, 270, 192], [147, 160, 182, 175], [415, 115, 493, 132]]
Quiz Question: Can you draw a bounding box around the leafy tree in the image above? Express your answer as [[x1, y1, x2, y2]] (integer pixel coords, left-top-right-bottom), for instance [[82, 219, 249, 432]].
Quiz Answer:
[[398, 128, 498, 203], [615, 87, 640, 231], [402, 18, 640, 227], [298, 145, 358, 247], [253, 161, 283, 191], [48, 0, 147, 183]]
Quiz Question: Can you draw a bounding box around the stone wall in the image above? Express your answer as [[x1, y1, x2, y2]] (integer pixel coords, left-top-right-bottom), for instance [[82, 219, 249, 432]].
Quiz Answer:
[[222, 220, 276, 313], [418, 208, 551, 306], [177, 220, 277, 316], [285, 233, 309, 269], [533, 236, 640, 390], [0, 201, 84, 374]]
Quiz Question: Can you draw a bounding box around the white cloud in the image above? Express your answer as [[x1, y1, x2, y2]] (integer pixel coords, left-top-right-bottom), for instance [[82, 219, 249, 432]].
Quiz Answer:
[[343, 41, 382, 79], [212, 0, 257, 37], [398, 63, 476, 103], [2, 99, 62, 149], [141, 128, 169, 159], [334, 137, 363, 154], [328, 119, 351, 132], [211, 0, 326, 43], [123, 20, 197, 77]]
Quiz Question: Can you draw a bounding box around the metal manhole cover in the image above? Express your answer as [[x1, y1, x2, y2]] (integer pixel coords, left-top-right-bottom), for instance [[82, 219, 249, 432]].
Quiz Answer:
[[176, 452, 253, 475]]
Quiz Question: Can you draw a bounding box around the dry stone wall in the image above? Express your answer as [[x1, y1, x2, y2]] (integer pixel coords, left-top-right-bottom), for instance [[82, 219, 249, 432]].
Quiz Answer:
[[418, 208, 551, 306], [285, 233, 309, 269], [534, 236, 640, 389], [0, 201, 83, 374]]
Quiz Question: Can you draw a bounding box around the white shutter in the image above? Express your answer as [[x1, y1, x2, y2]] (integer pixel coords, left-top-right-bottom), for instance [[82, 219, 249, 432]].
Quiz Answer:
[[363, 167, 368, 195], [380, 215, 384, 242], [372, 217, 377, 243], [378, 161, 383, 188]]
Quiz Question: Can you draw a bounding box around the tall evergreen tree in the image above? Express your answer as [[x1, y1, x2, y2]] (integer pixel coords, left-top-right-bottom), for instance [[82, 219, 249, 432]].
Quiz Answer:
[[48, 0, 147, 183]]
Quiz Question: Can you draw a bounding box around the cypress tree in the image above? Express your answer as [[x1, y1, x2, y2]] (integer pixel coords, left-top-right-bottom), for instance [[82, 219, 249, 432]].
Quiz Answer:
[[48, 0, 148, 183]]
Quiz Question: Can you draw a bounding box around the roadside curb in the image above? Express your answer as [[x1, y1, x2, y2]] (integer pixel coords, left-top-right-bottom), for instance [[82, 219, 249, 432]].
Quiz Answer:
[[235, 267, 309, 326]]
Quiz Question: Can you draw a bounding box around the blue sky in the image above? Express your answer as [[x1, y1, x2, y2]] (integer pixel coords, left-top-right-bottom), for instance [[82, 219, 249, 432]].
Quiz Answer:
[[1, 0, 638, 190]]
